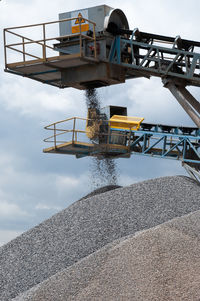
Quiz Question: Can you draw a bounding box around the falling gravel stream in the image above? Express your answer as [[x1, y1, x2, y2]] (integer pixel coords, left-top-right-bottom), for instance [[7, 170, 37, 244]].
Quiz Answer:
[[85, 88, 118, 187]]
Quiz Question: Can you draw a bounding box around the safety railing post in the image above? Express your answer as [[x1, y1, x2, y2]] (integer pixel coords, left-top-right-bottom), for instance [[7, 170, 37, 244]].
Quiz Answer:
[[53, 123, 56, 148], [43, 24, 46, 60], [3, 29, 7, 68], [22, 37, 25, 62], [72, 118, 76, 143]]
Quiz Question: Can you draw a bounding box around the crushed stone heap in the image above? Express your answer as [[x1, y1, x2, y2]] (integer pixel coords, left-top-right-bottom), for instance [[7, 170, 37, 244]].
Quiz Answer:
[[13, 210, 200, 301], [0, 176, 200, 300]]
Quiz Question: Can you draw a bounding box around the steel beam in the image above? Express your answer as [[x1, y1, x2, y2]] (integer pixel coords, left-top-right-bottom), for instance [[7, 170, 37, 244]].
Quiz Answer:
[[182, 162, 200, 182], [163, 80, 200, 128], [178, 86, 200, 115]]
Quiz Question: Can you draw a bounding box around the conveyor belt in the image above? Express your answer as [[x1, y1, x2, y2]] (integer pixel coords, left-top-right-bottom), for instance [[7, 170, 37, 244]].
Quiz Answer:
[[107, 25, 200, 50], [140, 123, 199, 136]]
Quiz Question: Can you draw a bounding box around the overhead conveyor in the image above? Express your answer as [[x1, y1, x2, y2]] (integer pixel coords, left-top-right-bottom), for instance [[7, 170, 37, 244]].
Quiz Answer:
[[3, 5, 200, 180], [4, 5, 200, 126]]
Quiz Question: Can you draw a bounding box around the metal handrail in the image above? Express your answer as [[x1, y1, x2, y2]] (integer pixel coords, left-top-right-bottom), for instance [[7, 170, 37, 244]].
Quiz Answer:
[[44, 117, 88, 145], [44, 116, 86, 129], [44, 117, 133, 147], [6, 33, 94, 48], [4, 17, 96, 31], [4, 17, 97, 67]]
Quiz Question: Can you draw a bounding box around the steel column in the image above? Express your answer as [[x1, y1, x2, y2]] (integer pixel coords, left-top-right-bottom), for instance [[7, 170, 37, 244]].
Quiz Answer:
[[163, 81, 200, 128], [182, 162, 200, 182], [178, 86, 200, 115]]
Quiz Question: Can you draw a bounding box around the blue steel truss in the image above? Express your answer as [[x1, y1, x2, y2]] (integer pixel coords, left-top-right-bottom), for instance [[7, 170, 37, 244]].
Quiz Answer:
[[109, 35, 200, 87], [110, 126, 200, 164]]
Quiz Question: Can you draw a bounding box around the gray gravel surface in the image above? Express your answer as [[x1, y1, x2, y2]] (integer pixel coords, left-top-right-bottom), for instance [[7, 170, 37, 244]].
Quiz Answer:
[[79, 184, 122, 200], [13, 209, 200, 301], [1, 175, 200, 300]]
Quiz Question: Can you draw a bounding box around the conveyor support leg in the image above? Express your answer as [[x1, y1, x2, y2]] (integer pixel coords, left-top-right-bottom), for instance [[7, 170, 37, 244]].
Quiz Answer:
[[182, 162, 200, 183], [163, 79, 200, 128]]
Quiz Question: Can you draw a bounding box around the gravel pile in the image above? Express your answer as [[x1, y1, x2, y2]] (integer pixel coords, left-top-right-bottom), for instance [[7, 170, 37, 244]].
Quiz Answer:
[[79, 184, 121, 200], [1, 175, 200, 300], [13, 209, 200, 301]]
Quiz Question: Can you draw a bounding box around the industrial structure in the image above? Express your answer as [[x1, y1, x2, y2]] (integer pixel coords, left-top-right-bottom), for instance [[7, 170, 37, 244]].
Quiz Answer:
[[43, 106, 200, 182], [3, 5, 200, 181]]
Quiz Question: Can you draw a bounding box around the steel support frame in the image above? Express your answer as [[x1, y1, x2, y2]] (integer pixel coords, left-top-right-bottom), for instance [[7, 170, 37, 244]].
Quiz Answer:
[[163, 80, 200, 128], [109, 35, 200, 127], [109, 36, 200, 84], [182, 162, 200, 183], [129, 130, 200, 163]]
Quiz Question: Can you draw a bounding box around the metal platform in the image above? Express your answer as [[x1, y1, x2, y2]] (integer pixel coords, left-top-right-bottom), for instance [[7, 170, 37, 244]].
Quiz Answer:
[[3, 16, 131, 89], [44, 141, 129, 159], [5, 54, 100, 88], [3, 17, 103, 88], [43, 116, 200, 164]]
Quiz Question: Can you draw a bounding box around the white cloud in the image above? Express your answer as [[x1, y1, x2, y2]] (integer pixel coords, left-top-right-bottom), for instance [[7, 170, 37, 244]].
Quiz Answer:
[[126, 78, 195, 125], [56, 175, 80, 188], [0, 200, 27, 217], [35, 203, 62, 211], [55, 173, 91, 199], [0, 76, 85, 120], [119, 174, 144, 186], [0, 152, 17, 168], [0, 148, 91, 225]]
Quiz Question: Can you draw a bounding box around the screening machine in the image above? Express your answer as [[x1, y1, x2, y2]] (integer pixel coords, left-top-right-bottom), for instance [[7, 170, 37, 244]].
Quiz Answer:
[[3, 5, 200, 180]]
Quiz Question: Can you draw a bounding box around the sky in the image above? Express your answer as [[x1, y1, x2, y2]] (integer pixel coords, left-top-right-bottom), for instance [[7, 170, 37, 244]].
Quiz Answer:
[[0, 0, 200, 246]]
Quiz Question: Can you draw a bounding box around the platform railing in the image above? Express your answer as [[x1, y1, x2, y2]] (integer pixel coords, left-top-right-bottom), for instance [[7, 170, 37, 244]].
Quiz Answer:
[[44, 117, 84, 147], [44, 116, 200, 163], [4, 17, 97, 68], [44, 116, 131, 148]]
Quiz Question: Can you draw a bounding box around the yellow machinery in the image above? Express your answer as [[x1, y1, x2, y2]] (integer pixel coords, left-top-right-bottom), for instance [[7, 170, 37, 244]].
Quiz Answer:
[[109, 115, 144, 130], [85, 108, 144, 141]]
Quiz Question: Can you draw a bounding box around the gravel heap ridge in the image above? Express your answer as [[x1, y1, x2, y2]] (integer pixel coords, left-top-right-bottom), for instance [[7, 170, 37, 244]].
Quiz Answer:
[[79, 184, 121, 200], [0, 176, 200, 300], [13, 210, 200, 301]]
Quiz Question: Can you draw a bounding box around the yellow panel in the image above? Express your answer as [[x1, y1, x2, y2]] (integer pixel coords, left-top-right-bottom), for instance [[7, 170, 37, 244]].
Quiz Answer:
[[109, 115, 144, 130], [72, 24, 89, 34]]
